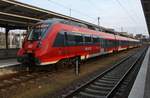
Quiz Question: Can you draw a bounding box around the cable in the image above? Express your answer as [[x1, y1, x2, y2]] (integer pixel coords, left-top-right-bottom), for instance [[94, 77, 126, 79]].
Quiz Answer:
[[114, 0, 138, 24], [86, 0, 102, 13], [85, 0, 103, 25], [46, 0, 96, 21], [122, 0, 141, 21], [47, 0, 69, 10]]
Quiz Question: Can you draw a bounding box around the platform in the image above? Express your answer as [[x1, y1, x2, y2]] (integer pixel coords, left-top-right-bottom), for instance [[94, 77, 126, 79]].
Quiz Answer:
[[128, 46, 150, 98], [0, 58, 20, 68], [0, 49, 19, 59]]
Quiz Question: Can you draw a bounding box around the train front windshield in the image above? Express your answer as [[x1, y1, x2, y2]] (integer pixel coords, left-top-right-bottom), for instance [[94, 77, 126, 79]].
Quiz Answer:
[[28, 23, 51, 40]]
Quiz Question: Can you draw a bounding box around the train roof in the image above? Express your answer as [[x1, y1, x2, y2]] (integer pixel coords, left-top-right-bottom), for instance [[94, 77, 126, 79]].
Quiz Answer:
[[39, 18, 113, 32], [39, 19, 139, 42], [115, 35, 139, 42]]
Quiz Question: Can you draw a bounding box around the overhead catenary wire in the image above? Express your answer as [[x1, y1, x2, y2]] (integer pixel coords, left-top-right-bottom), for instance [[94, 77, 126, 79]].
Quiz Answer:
[[86, 0, 103, 24], [114, 0, 143, 34], [86, 0, 103, 14], [80, 0, 138, 29], [114, 0, 139, 25], [46, 0, 96, 22], [123, 0, 141, 21], [40, 0, 142, 34]]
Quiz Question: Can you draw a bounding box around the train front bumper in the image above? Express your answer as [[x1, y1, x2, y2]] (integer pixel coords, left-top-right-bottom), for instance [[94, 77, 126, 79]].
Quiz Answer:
[[17, 54, 41, 65]]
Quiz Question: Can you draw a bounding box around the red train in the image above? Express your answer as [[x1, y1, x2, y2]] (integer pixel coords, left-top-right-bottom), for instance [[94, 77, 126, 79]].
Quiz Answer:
[[17, 18, 140, 66]]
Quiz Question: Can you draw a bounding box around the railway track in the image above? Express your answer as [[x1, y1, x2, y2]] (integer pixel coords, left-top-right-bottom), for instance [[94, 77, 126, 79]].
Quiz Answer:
[[0, 71, 48, 90], [0, 47, 146, 98], [63, 47, 147, 98], [0, 65, 55, 96]]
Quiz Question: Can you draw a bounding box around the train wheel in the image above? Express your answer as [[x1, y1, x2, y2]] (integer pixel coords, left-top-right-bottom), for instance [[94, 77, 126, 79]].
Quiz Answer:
[[53, 63, 58, 71], [21, 63, 30, 72], [113, 50, 118, 54], [26, 63, 36, 72]]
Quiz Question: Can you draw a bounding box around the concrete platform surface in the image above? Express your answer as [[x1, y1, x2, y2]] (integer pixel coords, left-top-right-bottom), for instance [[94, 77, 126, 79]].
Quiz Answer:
[[144, 52, 150, 98], [128, 46, 150, 98], [0, 58, 20, 68]]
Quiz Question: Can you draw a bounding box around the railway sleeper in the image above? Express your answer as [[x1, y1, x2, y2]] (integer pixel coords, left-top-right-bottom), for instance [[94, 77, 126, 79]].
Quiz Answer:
[[117, 84, 128, 92], [87, 86, 111, 93], [90, 84, 112, 91], [78, 91, 106, 98], [101, 77, 120, 81], [94, 82, 114, 88], [12, 78, 21, 82], [97, 79, 117, 84], [19, 76, 30, 80], [84, 87, 108, 95], [95, 81, 115, 85], [115, 91, 123, 96], [3, 80, 13, 84], [0, 83, 5, 87], [105, 73, 122, 77]]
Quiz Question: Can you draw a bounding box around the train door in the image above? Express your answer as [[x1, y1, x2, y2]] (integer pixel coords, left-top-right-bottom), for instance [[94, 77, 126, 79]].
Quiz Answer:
[[64, 31, 70, 58], [54, 30, 69, 58], [114, 34, 118, 51], [100, 38, 104, 53], [53, 31, 67, 59]]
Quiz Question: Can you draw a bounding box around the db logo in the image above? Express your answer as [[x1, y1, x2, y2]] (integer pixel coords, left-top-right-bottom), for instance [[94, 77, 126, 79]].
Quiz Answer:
[[85, 47, 92, 51], [28, 44, 33, 48]]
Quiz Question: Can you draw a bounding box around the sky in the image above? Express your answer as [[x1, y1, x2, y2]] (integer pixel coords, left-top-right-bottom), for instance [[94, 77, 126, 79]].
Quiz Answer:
[[17, 0, 149, 36]]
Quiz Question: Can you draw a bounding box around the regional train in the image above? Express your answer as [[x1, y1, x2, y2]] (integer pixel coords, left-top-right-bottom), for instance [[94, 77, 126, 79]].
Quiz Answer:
[[17, 18, 140, 66]]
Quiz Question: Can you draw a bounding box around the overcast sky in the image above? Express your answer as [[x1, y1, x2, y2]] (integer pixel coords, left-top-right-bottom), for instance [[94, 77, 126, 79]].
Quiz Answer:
[[18, 0, 149, 36]]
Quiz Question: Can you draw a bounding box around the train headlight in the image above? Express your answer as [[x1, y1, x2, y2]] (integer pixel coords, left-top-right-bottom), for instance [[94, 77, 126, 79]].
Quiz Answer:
[[27, 50, 33, 53]]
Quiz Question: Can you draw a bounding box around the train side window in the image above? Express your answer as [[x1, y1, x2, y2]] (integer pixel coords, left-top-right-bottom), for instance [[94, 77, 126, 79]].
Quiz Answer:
[[108, 40, 111, 47], [116, 40, 119, 46], [109, 40, 111, 47], [104, 39, 108, 48], [101, 38, 104, 48], [107, 40, 110, 47], [74, 33, 83, 45], [106, 40, 111, 48], [93, 36, 99, 43], [99, 38, 103, 47], [101, 39, 106, 48], [119, 41, 121, 46], [112, 40, 115, 47], [66, 32, 76, 46], [53, 31, 65, 47], [115, 40, 118, 46], [85, 35, 91, 42], [111, 40, 114, 47], [84, 35, 92, 45]]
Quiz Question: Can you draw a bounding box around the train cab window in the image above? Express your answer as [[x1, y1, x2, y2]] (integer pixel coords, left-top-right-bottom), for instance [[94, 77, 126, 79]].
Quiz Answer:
[[28, 23, 51, 40], [53, 31, 65, 47]]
